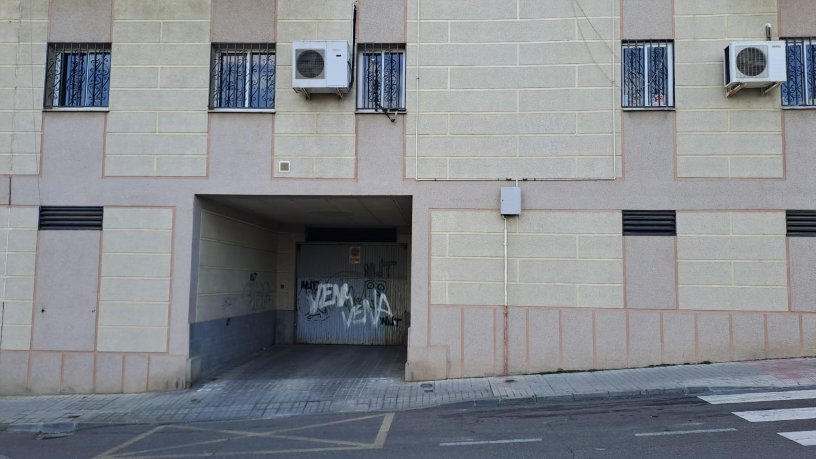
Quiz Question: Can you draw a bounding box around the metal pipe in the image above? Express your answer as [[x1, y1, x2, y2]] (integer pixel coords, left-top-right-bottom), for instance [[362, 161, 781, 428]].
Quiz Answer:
[[503, 215, 509, 376]]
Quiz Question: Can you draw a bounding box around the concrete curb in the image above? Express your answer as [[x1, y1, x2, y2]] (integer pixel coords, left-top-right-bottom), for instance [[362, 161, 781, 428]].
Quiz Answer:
[[470, 384, 816, 407], [3, 422, 77, 434]]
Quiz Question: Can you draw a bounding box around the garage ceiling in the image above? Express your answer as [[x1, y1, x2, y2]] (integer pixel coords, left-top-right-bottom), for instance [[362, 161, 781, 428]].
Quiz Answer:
[[203, 195, 412, 227]]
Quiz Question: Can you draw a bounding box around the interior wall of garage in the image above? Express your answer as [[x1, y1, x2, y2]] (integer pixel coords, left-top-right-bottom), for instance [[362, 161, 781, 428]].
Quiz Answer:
[[189, 198, 285, 380]]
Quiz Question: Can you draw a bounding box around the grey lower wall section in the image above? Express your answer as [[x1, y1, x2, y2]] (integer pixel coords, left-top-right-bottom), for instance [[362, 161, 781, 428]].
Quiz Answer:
[[189, 311, 276, 381], [275, 310, 295, 345]]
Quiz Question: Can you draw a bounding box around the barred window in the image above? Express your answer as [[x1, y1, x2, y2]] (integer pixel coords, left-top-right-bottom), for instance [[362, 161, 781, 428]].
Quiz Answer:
[[621, 41, 674, 109], [210, 43, 276, 110], [357, 44, 406, 112], [782, 38, 816, 107], [44, 43, 111, 109]]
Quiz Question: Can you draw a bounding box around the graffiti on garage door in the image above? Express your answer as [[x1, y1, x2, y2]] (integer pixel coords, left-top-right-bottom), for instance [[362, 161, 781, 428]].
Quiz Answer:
[[296, 244, 408, 345]]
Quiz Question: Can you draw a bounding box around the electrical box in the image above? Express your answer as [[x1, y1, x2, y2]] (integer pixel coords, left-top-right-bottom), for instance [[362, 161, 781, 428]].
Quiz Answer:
[[501, 187, 521, 216]]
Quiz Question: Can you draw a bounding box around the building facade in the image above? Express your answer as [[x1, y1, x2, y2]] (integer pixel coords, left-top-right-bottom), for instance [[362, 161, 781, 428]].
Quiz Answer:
[[1, 0, 815, 394]]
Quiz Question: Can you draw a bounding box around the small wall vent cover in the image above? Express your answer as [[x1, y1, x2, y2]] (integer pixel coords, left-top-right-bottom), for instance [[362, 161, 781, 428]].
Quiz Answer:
[[39, 206, 103, 230], [278, 161, 291, 173], [622, 210, 676, 236], [787, 210, 816, 237]]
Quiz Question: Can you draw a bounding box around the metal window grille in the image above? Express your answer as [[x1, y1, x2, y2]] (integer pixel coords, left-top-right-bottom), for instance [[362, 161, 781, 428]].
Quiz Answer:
[[44, 43, 111, 109], [621, 40, 674, 109], [357, 44, 406, 111], [38, 206, 103, 230], [782, 38, 816, 107], [210, 43, 276, 109]]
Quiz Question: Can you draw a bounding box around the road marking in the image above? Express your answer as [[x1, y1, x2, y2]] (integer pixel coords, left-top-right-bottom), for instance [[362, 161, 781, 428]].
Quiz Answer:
[[733, 407, 816, 422], [778, 430, 816, 446], [94, 426, 164, 458], [374, 413, 395, 448], [700, 390, 816, 405], [634, 428, 737, 437], [440, 438, 543, 447], [96, 413, 395, 457]]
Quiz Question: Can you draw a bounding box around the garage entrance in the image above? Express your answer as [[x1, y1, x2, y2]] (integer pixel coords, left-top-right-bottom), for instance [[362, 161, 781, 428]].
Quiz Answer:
[[296, 243, 408, 345], [189, 195, 412, 382]]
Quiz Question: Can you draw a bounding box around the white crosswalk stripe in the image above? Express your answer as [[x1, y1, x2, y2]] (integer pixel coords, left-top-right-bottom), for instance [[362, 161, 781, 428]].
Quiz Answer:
[[733, 407, 816, 422], [779, 431, 816, 446], [699, 390, 816, 447]]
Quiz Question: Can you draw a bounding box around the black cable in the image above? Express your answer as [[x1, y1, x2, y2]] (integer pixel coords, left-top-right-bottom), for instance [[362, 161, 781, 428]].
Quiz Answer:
[[349, 3, 357, 89]]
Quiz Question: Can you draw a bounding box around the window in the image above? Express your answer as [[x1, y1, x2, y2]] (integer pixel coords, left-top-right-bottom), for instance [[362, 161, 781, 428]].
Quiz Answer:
[[210, 43, 276, 110], [44, 43, 111, 109], [356, 44, 406, 112], [782, 38, 816, 107], [621, 41, 674, 109]]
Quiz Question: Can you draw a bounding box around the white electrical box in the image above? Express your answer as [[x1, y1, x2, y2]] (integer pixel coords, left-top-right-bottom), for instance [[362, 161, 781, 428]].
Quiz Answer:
[[501, 187, 521, 216]]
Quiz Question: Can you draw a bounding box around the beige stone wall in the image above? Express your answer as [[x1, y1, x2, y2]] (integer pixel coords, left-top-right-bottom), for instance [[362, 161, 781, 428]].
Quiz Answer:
[[105, 0, 210, 177], [98, 207, 174, 352], [677, 211, 788, 311], [196, 210, 278, 323], [431, 210, 623, 308], [0, 206, 38, 350], [675, 1, 783, 178], [406, 0, 621, 180], [0, 0, 47, 175], [274, 0, 356, 178]]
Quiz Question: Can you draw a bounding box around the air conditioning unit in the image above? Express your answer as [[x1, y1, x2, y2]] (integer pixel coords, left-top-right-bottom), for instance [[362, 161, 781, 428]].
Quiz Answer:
[[292, 41, 351, 97], [724, 41, 787, 93]]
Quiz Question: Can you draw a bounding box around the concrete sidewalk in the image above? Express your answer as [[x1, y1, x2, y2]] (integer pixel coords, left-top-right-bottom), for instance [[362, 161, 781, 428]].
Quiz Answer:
[[1, 346, 816, 433]]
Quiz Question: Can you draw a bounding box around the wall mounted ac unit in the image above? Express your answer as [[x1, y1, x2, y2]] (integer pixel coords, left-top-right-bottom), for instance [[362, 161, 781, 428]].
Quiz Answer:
[[724, 41, 786, 95], [292, 41, 351, 97]]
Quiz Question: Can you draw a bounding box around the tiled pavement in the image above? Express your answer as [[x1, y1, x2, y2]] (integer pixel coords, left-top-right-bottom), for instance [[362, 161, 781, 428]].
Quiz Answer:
[[1, 345, 816, 432]]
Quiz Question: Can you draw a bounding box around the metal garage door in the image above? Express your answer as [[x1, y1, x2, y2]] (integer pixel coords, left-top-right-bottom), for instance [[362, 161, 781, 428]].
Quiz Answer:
[[295, 243, 408, 345]]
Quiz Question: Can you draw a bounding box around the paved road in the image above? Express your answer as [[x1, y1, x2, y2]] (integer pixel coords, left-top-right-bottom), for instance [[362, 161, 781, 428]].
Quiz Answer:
[[1, 389, 815, 458]]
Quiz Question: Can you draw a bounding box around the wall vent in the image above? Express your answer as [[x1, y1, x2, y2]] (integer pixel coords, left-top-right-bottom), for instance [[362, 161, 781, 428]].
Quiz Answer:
[[622, 210, 676, 236], [787, 210, 816, 237], [39, 206, 103, 230]]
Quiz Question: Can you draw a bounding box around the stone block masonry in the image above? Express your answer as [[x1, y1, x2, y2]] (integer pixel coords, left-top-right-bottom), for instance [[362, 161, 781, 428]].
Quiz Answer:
[[106, 0, 210, 177]]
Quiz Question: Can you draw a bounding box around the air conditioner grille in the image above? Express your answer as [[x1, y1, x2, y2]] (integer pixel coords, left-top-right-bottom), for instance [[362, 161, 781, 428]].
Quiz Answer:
[[296, 49, 325, 79], [736, 46, 767, 77]]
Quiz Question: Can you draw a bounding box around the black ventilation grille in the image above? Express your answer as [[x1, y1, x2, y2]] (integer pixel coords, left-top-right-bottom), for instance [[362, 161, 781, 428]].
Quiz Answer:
[[787, 210, 816, 237], [39, 206, 103, 230], [623, 210, 676, 236]]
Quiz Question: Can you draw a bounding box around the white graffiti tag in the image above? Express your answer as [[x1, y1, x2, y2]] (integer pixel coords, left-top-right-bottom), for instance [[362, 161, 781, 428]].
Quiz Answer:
[[307, 283, 395, 328]]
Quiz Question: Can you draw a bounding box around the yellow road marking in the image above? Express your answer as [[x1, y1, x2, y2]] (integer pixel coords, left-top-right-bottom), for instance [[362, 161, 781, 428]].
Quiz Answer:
[[97, 412, 397, 458], [94, 425, 165, 458], [374, 413, 395, 448]]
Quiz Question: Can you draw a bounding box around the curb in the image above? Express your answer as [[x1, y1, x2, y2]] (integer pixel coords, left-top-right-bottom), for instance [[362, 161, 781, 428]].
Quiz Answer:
[[472, 384, 816, 407], [3, 422, 77, 434]]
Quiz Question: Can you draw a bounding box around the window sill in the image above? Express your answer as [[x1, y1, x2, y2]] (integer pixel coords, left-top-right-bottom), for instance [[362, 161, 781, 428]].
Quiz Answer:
[[44, 107, 109, 112], [355, 109, 407, 114], [209, 109, 276, 114], [621, 106, 675, 112], [782, 105, 816, 110]]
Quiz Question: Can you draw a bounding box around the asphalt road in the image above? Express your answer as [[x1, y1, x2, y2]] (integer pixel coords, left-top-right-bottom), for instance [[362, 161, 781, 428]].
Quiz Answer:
[[1, 392, 814, 458]]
